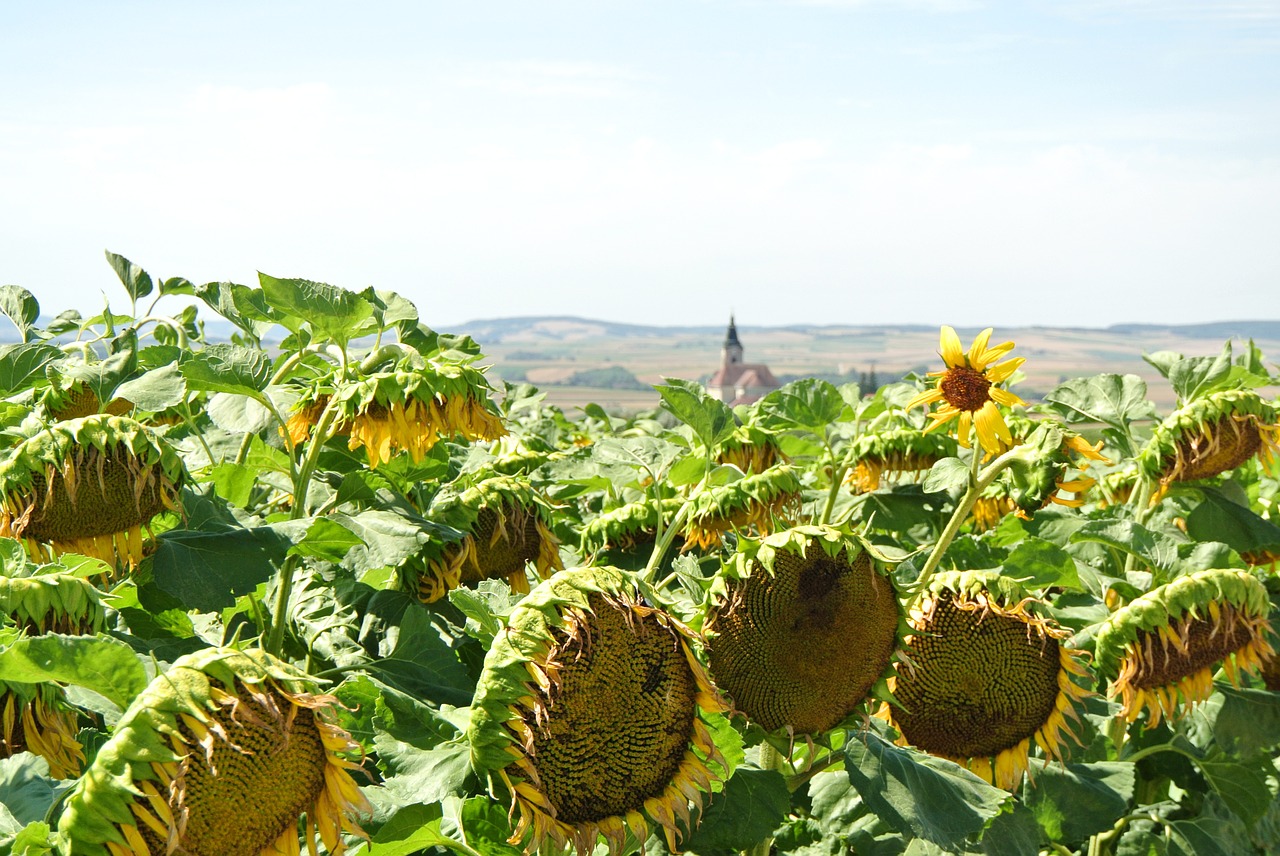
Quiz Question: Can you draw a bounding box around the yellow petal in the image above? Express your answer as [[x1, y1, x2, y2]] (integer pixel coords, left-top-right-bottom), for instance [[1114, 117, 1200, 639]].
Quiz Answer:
[[967, 328, 993, 368], [939, 326, 964, 368]]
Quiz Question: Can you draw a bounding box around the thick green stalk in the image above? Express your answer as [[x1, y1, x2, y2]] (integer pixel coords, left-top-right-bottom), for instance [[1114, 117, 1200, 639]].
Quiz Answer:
[[914, 443, 1021, 592], [744, 742, 787, 856]]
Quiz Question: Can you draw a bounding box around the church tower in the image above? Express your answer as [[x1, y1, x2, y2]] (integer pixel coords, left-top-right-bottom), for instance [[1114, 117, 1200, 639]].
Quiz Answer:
[[722, 315, 744, 366]]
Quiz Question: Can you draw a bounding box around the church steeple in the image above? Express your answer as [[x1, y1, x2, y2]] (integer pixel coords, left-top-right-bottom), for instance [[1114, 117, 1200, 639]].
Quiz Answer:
[[722, 315, 744, 366]]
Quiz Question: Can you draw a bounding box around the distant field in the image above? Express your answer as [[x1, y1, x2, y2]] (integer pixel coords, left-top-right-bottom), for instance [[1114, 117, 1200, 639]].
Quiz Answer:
[[458, 318, 1280, 415]]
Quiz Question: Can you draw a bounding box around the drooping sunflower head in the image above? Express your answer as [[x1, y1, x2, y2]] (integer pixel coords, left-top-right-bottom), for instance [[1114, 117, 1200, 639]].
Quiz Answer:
[[0, 415, 185, 570], [1094, 568, 1275, 729], [907, 326, 1025, 455], [0, 572, 107, 635], [704, 525, 901, 734], [580, 499, 679, 557], [715, 425, 788, 475], [1136, 390, 1280, 495], [883, 571, 1091, 790], [57, 647, 370, 856], [845, 426, 959, 493], [468, 566, 729, 856], [683, 466, 802, 552], [0, 573, 106, 778], [331, 366, 506, 468], [999, 423, 1110, 519], [407, 476, 562, 604], [42, 381, 134, 422]]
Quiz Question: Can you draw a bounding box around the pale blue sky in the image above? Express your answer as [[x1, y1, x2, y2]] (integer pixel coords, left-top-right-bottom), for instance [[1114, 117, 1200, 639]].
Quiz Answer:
[[2, 1, 1278, 330]]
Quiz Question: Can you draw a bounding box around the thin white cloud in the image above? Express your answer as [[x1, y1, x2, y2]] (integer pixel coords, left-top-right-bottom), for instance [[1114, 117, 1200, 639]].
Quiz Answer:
[[443, 60, 648, 99]]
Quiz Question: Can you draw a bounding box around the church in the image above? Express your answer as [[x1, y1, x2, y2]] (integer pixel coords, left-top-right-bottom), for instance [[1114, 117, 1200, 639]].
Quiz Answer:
[[707, 316, 780, 405]]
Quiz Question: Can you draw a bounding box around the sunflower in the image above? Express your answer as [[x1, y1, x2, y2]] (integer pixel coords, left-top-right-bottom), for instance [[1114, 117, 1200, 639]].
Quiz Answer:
[[907, 326, 1025, 456], [1136, 389, 1280, 498], [468, 566, 729, 856], [43, 381, 134, 422], [1001, 424, 1109, 519], [683, 466, 802, 552], [1094, 568, 1275, 728], [715, 426, 788, 475], [0, 573, 106, 778], [328, 366, 506, 468], [882, 572, 1091, 790], [703, 526, 901, 734], [57, 647, 370, 856], [0, 415, 185, 569], [407, 476, 562, 603], [580, 499, 681, 557], [845, 427, 959, 493]]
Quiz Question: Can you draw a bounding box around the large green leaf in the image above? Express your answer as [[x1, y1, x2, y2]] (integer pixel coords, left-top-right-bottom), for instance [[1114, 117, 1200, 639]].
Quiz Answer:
[[180, 343, 272, 395], [149, 525, 293, 611], [114, 361, 187, 411], [1188, 685, 1280, 758], [288, 517, 366, 563], [104, 250, 153, 302], [1023, 762, 1135, 846], [999, 537, 1082, 591], [258, 273, 377, 344], [0, 634, 147, 711], [358, 597, 475, 705], [358, 803, 453, 856], [459, 796, 523, 856], [758, 378, 849, 434], [0, 286, 39, 341], [0, 755, 57, 826], [656, 378, 737, 451], [0, 343, 61, 396], [1041, 374, 1156, 455], [1184, 488, 1280, 558], [193, 281, 278, 338], [843, 731, 1009, 851], [684, 766, 791, 852], [1193, 752, 1273, 827], [1167, 342, 1233, 403]]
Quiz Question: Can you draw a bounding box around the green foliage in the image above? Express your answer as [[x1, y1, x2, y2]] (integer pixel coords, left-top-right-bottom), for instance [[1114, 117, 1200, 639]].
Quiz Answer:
[[0, 254, 1276, 856]]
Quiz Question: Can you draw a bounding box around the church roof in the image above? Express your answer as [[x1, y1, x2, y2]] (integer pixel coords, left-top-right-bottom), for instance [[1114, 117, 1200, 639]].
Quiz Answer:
[[708, 362, 779, 389], [724, 315, 741, 349]]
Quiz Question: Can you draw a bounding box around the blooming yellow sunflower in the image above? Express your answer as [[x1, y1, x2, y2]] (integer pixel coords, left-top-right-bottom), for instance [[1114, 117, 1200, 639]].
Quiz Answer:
[[882, 571, 1091, 790], [467, 567, 729, 856], [57, 647, 370, 856], [1094, 568, 1274, 728], [907, 326, 1025, 456]]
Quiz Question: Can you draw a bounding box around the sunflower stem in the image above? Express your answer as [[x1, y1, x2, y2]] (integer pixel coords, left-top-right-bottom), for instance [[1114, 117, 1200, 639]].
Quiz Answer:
[[914, 445, 1020, 592], [744, 742, 787, 856], [643, 499, 694, 586], [820, 443, 858, 526]]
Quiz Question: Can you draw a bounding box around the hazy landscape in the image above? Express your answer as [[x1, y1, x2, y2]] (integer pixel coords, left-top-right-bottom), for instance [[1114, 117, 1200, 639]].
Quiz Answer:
[[454, 317, 1280, 414]]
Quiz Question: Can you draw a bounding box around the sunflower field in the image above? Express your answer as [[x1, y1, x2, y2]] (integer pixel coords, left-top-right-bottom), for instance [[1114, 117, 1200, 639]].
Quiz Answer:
[[2, 253, 1280, 856]]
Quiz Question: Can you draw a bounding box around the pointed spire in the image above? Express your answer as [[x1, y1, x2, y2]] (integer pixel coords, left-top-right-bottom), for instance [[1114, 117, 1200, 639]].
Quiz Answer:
[[725, 314, 741, 348]]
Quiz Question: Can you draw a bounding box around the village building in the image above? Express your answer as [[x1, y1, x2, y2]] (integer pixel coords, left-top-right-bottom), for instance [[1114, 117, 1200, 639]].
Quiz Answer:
[[707, 316, 780, 405]]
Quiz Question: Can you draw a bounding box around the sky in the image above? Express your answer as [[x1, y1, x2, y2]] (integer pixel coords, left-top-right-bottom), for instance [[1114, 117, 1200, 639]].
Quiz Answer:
[[2, 1, 1279, 331]]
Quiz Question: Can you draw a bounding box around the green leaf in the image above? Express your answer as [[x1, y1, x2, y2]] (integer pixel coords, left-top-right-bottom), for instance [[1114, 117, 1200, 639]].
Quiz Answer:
[[1189, 685, 1280, 758], [0, 634, 147, 711], [360, 597, 475, 705], [180, 343, 272, 395], [758, 378, 848, 433], [922, 457, 970, 495], [206, 392, 273, 434], [1000, 538, 1081, 591], [656, 378, 737, 451], [1168, 341, 1233, 403], [289, 517, 365, 563], [104, 250, 153, 302], [258, 273, 376, 344], [332, 510, 454, 575], [149, 525, 293, 611], [1041, 374, 1156, 455], [685, 766, 792, 852], [0, 286, 39, 341], [359, 803, 453, 856], [1193, 752, 1273, 826], [1070, 519, 1182, 577], [9, 820, 54, 855], [193, 281, 278, 338], [1023, 762, 1135, 846], [459, 796, 523, 856], [0, 755, 56, 826], [206, 462, 258, 508], [114, 361, 186, 412], [979, 803, 1041, 856], [379, 739, 473, 807], [843, 731, 1009, 850], [0, 343, 61, 396], [1185, 488, 1280, 558]]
